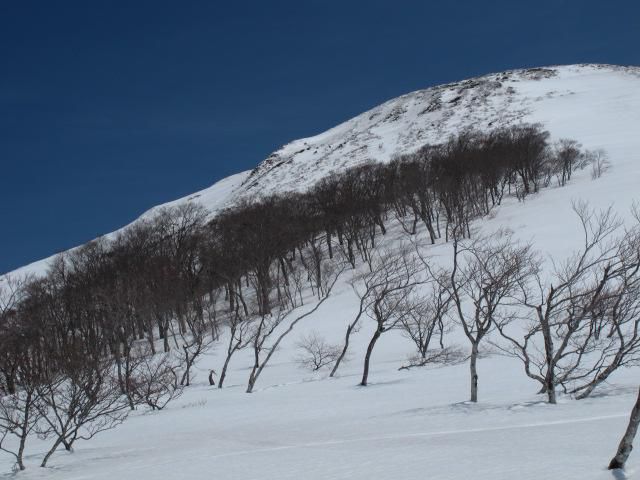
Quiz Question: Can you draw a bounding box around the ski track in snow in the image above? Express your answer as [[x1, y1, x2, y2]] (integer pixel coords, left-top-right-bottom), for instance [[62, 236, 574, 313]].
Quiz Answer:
[[38, 412, 630, 480], [194, 413, 631, 461]]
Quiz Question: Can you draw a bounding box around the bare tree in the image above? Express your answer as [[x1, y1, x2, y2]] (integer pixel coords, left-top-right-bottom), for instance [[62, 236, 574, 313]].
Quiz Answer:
[[129, 349, 182, 411], [440, 229, 535, 402], [0, 275, 29, 320], [0, 277, 48, 471], [0, 275, 31, 396], [497, 203, 634, 403], [0, 351, 46, 471], [354, 246, 424, 386], [568, 233, 640, 400], [38, 356, 129, 467], [175, 308, 215, 387], [554, 139, 582, 186], [589, 149, 611, 180], [398, 272, 452, 368]]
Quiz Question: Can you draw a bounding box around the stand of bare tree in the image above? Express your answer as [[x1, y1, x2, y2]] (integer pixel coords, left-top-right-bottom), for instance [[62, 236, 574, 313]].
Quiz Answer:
[[0, 125, 602, 470]]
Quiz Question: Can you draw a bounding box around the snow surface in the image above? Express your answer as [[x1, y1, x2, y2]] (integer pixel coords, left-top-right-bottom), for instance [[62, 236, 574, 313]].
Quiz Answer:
[[3, 64, 640, 479]]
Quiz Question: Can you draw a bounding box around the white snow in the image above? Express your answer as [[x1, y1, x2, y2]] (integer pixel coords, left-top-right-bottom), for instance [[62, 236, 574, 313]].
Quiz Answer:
[[3, 63, 640, 479]]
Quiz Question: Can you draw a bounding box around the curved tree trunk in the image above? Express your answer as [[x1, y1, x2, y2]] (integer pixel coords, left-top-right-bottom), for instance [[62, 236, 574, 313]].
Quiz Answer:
[[360, 329, 381, 386], [41, 436, 65, 468], [330, 318, 359, 378], [218, 351, 233, 388], [609, 386, 640, 470]]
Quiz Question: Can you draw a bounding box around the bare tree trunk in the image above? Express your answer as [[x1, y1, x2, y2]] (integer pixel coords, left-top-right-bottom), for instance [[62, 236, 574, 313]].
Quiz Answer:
[[574, 353, 624, 400], [540, 312, 557, 404], [218, 351, 233, 388], [147, 328, 156, 354], [180, 346, 191, 386], [16, 441, 26, 471], [609, 386, 640, 470], [330, 317, 359, 378], [544, 372, 556, 404], [360, 329, 381, 386], [63, 438, 73, 451], [16, 393, 31, 470], [331, 286, 368, 378], [163, 325, 170, 353], [41, 436, 65, 468], [246, 365, 258, 394], [326, 232, 333, 259], [124, 354, 136, 411], [469, 342, 479, 402]]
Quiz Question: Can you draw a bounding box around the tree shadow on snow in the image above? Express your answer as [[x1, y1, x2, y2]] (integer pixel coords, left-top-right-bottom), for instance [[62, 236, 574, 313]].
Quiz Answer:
[[585, 384, 637, 400], [609, 468, 629, 480]]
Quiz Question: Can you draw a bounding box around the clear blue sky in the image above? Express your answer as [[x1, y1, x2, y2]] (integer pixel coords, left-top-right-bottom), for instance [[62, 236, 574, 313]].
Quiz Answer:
[[1, 0, 638, 274]]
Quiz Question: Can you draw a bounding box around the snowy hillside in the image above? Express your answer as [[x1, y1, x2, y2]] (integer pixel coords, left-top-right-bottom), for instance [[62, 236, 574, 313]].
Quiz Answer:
[[3, 64, 640, 479]]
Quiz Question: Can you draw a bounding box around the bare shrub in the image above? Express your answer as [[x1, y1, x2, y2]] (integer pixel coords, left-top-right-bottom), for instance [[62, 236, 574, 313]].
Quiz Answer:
[[588, 149, 611, 179], [295, 332, 342, 371], [130, 351, 183, 411]]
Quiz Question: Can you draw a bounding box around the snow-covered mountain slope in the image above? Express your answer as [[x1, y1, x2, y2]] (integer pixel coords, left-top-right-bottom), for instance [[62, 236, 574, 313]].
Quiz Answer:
[[6, 63, 640, 280], [4, 64, 640, 479], [241, 64, 640, 195]]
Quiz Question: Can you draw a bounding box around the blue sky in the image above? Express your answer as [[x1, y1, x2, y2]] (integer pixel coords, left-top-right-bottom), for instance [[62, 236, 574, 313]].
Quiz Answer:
[[1, 0, 639, 274]]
